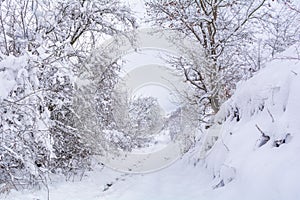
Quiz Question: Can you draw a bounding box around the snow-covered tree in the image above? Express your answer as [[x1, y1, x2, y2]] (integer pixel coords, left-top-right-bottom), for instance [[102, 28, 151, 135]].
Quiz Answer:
[[0, 0, 136, 190], [146, 0, 300, 123], [128, 96, 164, 137], [107, 95, 164, 150]]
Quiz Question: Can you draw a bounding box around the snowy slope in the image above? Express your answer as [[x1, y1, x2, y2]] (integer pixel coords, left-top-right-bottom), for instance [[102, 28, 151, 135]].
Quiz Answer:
[[205, 44, 300, 199]]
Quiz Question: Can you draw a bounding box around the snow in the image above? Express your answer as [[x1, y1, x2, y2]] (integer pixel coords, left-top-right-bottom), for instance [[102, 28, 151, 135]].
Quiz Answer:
[[131, 130, 172, 153], [205, 44, 300, 199], [2, 36, 300, 200], [0, 55, 27, 100], [1, 153, 213, 200]]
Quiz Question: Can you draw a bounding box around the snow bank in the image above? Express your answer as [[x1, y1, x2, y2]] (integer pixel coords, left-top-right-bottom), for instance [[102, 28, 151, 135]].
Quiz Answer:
[[204, 44, 300, 199]]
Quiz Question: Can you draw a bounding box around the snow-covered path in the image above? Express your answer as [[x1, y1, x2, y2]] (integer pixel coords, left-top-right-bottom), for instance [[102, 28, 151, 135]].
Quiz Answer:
[[3, 156, 215, 200], [100, 161, 212, 200]]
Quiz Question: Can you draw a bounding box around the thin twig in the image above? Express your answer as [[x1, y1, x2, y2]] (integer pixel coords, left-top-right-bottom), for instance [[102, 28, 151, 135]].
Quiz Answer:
[[267, 109, 275, 123]]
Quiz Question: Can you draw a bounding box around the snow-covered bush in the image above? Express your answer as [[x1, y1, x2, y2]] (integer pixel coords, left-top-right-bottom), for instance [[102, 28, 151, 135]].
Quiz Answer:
[[108, 96, 164, 150], [0, 0, 136, 191], [0, 55, 53, 190], [128, 97, 164, 136]]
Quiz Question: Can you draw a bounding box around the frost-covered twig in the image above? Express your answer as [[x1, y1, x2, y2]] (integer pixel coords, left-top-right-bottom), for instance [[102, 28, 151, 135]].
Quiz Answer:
[[267, 109, 275, 123], [255, 124, 266, 136], [255, 124, 270, 147]]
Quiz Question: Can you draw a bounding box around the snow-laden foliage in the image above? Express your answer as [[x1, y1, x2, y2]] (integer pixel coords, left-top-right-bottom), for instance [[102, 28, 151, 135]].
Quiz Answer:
[[203, 44, 300, 197], [104, 96, 164, 151], [0, 0, 136, 191], [128, 97, 163, 136], [0, 52, 72, 190], [0, 54, 51, 190]]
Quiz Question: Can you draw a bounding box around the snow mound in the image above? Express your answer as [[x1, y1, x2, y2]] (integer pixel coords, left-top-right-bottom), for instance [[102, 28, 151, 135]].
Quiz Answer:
[[204, 44, 300, 199]]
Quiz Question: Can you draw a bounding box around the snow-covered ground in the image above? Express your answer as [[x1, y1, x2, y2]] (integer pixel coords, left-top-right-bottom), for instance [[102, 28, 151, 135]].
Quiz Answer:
[[204, 44, 300, 199], [1, 154, 211, 200], [3, 44, 300, 200]]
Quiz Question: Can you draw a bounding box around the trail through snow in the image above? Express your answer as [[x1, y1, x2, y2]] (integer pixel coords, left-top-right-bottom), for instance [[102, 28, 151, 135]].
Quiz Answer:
[[2, 156, 216, 200]]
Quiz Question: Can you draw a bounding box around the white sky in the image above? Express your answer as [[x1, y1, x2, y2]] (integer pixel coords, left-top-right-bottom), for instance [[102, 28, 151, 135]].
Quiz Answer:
[[117, 1, 183, 114], [120, 50, 182, 114]]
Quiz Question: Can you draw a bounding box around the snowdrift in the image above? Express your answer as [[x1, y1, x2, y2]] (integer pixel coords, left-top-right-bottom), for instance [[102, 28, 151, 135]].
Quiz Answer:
[[204, 44, 300, 199]]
